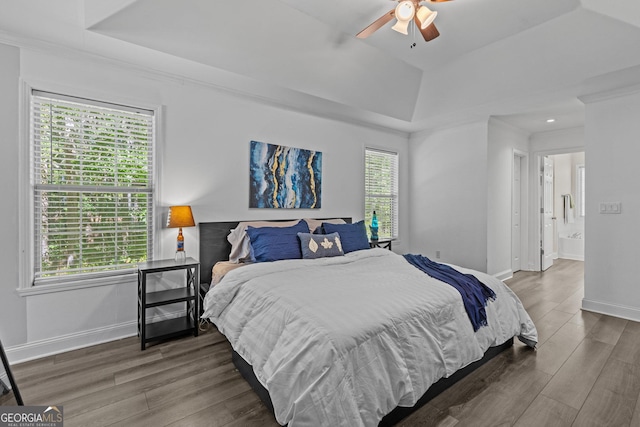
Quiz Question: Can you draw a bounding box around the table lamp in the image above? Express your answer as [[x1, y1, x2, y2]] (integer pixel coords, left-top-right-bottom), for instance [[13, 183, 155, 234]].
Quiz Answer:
[[167, 205, 195, 262]]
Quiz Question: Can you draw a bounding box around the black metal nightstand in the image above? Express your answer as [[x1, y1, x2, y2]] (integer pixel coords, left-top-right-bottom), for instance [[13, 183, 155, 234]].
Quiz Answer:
[[369, 239, 394, 251], [137, 257, 200, 350]]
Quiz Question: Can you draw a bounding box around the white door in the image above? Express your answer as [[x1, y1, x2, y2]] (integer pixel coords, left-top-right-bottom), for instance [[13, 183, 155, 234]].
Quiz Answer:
[[512, 155, 522, 272], [541, 156, 554, 271]]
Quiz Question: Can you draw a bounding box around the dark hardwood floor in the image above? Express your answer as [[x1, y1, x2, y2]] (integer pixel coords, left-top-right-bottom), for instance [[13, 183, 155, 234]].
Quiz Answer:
[[3, 259, 639, 426]]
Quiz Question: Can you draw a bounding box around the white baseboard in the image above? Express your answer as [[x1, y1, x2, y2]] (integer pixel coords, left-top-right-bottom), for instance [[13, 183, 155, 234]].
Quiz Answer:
[[582, 298, 640, 322], [559, 253, 584, 261], [494, 269, 513, 281], [6, 322, 138, 365], [5, 311, 186, 364]]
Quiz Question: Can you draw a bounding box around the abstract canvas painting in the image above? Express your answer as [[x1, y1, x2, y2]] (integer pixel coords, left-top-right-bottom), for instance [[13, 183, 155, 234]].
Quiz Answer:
[[249, 140, 322, 209]]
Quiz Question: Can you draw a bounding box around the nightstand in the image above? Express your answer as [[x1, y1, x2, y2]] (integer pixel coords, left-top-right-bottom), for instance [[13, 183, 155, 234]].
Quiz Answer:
[[369, 239, 394, 251], [137, 257, 200, 350]]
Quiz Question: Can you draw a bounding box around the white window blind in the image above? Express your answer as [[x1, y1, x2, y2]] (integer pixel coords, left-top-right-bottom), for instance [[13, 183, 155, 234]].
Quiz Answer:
[[365, 148, 399, 239], [31, 91, 154, 284]]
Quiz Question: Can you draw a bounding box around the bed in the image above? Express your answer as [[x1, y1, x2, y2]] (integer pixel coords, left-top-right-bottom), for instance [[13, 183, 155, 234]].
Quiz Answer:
[[199, 219, 537, 426]]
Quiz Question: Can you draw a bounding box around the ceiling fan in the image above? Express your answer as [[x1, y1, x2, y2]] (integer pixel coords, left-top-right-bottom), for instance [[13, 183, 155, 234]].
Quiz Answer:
[[356, 0, 452, 42]]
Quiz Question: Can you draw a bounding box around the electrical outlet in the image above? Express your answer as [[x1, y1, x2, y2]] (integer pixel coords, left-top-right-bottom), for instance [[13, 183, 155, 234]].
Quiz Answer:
[[435, 250, 441, 259]]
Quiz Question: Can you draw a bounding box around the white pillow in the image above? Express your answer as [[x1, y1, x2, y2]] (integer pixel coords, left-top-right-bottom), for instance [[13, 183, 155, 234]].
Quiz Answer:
[[227, 220, 300, 263]]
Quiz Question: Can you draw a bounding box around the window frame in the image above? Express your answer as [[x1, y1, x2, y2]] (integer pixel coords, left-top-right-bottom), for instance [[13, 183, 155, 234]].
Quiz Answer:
[[364, 147, 399, 240], [18, 82, 160, 295]]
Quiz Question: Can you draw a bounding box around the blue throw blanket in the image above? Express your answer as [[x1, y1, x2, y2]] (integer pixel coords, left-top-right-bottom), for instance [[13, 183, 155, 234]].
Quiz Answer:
[[403, 254, 496, 331]]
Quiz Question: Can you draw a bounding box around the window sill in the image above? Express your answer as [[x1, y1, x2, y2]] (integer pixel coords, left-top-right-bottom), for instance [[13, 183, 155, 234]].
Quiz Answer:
[[17, 271, 137, 297]]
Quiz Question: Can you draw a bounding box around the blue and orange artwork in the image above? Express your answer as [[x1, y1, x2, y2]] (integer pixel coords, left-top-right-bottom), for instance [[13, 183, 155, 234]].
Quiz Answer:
[[250, 140, 322, 209]]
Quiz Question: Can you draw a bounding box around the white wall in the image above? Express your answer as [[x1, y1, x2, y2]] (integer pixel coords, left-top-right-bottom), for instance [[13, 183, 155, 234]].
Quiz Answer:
[[530, 127, 585, 153], [156, 75, 411, 258], [582, 87, 640, 321], [487, 119, 530, 279], [1, 43, 410, 362], [408, 118, 531, 277], [408, 121, 489, 272]]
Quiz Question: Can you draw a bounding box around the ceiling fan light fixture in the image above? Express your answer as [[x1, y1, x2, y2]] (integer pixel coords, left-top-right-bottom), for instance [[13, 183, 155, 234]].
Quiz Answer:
[[391, 19, 411, 35], [416, 6, 438, 30], [391, 1, 416, 35], [356, 0, 449, 41]]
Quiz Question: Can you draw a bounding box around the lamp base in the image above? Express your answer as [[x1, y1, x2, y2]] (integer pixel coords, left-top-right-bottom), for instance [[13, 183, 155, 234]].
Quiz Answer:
[[174, 251, 187, 262]]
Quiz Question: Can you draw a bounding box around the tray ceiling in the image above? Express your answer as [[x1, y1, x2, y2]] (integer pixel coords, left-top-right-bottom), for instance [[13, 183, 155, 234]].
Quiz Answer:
[[2, 0, 640, 132]]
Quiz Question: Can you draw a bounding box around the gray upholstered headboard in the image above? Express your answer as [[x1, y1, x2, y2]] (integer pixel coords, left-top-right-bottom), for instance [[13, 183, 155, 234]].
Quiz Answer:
[[198, 218, 352, 286]]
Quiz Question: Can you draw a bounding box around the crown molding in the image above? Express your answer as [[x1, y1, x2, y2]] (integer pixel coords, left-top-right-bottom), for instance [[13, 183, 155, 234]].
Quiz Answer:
[[579, 82, 640, 104]]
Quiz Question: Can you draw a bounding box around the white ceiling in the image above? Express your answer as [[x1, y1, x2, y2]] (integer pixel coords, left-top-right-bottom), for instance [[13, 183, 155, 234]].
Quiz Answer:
[[2, 0, 640, 134], [279, 0, 581, 71]]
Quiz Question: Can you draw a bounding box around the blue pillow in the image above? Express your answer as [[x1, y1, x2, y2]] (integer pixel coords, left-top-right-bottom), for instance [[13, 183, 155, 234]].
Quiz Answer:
[[298, 232, 345, 259], [246, 220, 309, 262], [322, 220, 370, 254]]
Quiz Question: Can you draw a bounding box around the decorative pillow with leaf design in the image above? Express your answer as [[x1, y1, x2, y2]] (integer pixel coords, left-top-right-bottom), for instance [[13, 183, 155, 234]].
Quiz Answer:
[[297, 232, 344, 259]]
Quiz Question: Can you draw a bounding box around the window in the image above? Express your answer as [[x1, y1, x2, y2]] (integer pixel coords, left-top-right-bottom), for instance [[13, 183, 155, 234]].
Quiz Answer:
[[577, 164, 585, 217], [31, 91, 154, 285], [365, 148, 399, 239]]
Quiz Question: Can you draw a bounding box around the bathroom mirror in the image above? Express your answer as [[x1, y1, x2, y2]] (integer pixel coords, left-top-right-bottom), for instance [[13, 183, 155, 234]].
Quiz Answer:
[[0, 338, 23, 405]]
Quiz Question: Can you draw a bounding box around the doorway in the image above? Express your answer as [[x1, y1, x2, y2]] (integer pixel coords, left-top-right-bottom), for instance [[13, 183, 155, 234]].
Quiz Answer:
[[537, 151, 586, 271]]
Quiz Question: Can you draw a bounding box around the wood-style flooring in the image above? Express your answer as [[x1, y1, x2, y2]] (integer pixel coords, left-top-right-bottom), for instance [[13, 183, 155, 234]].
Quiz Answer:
[[2, 259, 640, 426]]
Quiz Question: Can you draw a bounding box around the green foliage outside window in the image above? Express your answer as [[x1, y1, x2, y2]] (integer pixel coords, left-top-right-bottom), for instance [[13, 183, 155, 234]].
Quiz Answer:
[[34, 95, 153, 280]]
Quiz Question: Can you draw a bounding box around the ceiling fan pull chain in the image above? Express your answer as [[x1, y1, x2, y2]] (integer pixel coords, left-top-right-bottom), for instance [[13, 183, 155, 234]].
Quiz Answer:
[[410, 21, 417, 48]]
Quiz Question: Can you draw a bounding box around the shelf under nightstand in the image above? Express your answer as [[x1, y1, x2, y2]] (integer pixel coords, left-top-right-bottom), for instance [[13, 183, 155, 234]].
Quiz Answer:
[[137, 257, 200, 350]]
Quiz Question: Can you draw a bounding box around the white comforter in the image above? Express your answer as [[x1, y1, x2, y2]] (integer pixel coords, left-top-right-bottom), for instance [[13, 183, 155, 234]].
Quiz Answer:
[[202, 249, 537, 427]]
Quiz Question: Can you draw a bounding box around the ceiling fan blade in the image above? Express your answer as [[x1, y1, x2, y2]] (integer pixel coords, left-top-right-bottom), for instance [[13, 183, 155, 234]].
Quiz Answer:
[[415, 19, 440, 41], [356, 9, 395, 39]]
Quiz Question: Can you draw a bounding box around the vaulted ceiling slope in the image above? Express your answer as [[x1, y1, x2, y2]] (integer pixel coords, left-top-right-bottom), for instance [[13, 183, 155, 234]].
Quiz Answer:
[[1, 0, 640, 133]]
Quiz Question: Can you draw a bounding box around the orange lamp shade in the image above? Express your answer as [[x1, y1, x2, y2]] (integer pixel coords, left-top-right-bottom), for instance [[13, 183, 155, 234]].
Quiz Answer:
[[167, 206, 195, 228]]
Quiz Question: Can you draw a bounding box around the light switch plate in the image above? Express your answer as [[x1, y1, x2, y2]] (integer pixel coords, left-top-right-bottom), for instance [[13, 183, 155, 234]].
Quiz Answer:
[[600, 202, 622, 214]]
